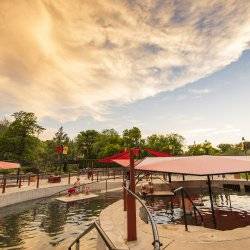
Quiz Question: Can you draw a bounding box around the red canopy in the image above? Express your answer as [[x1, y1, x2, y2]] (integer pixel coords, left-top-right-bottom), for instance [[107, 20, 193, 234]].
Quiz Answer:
[[0, 161, 21, 170], [129, 156, 250, 176], [98, 148, 170, 164], [144, 148, 171, 157], [98, 151, 130, 163]]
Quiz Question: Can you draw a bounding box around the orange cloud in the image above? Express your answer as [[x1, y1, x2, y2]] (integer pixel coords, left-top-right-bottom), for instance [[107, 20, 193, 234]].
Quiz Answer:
[[0, 0, 250, 121]]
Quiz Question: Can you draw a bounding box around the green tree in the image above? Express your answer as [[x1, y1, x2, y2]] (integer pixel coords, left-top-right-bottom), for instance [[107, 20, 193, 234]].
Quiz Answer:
[[122, 127, 143, 148], [146, 133, 184, 155], [76, 130, 99, 158], [53, 126, 69, 146], [217, 143, 245, 155], [93, 129, 123, 158], [43, 127, 70, 172], [187, 140, 218, 155], [0, 111, 45, 167], [0, 118, 9, 135]]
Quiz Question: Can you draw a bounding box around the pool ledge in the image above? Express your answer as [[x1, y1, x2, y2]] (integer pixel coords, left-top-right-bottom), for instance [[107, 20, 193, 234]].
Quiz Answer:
[[99, 199, 250, 250]]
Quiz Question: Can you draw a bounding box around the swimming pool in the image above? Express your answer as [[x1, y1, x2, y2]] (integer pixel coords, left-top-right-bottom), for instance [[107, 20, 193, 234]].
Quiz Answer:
[[0, 191, 122, 249], [145, 189, 250, 230]]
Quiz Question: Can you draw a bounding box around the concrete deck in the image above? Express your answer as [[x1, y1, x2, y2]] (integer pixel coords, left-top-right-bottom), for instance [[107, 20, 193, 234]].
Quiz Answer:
[[99, 199, 250, 250]]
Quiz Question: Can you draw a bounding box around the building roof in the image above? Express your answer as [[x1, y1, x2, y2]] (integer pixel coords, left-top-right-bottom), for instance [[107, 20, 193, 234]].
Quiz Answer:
[[114, 156, 250, 176]]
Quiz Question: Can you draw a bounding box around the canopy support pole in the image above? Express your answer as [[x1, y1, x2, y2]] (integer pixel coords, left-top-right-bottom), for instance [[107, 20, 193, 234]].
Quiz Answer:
[[127, 149, 137, 241], [16, 168, 20, 184], [207, 175, 217, 229], [168, 173, 172, 183]]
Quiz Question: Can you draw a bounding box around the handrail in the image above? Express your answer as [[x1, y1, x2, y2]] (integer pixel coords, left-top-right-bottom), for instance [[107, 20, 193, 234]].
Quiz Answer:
[[68, 220, 117, 250], [123, 185, 162, 250], [68, 222, 95, 250], [174, 187, 204, 230], [33, 177, 116, 206], [45, 177, 115, 199], [94, 220, 117, 250]]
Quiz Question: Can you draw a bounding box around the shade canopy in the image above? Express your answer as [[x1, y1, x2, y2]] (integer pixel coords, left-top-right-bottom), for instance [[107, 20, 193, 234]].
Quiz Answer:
[[114, 156, 250, 176], [98, 148, 170, 163], [0, 161, 21, 170], [98, 151, 130, 163]]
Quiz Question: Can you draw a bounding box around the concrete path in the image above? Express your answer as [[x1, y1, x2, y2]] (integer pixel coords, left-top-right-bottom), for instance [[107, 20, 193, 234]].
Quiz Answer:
[[0, 174, 122, 195], [99, 200, 250, 250]]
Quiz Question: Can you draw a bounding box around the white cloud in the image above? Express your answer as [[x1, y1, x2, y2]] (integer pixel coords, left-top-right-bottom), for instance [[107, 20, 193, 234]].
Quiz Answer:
[[182, 125, 241, 144], [0, 0, 250, 121]]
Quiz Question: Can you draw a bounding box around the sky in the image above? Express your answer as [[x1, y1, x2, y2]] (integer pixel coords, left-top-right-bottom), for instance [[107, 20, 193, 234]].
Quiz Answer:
[[0, 0, 250, 145]]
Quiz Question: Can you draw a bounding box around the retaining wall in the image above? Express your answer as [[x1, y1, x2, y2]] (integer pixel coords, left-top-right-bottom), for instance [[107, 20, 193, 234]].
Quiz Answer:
[[0, 180, 122, 208]]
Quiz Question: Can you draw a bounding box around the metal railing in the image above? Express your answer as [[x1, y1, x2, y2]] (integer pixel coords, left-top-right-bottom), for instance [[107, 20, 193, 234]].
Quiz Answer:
[[213, 186, 232, 208], [123, 185, 162, 250], [0, 168, 124, 194], [68, 220, 117, 250], [173, 187, 204, 231], [35, 176, 117, 204]]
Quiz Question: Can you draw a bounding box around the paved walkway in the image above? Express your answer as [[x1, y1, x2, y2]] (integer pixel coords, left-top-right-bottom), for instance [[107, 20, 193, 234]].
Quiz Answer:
[[99, 200, 250, 250], [0, 174, 121, 196], [0, 175, 86, 195], [1, 172, 248, 196]]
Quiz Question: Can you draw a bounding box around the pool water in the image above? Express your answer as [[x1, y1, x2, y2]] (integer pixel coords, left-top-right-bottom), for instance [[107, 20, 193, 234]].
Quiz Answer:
[[145, 189, 250, 230], [0, 192, 121, 249]]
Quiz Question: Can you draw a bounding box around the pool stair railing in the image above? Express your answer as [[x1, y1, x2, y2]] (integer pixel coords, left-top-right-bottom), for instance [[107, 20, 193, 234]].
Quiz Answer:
[[123, 185, 162, 250], [68, 220, 119, 250], [173, 186, 204, 231]]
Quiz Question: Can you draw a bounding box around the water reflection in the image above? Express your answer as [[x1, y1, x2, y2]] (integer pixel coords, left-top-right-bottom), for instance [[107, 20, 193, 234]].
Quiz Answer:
[[0, 192, 121, 249], [145, 189, 250, 230]]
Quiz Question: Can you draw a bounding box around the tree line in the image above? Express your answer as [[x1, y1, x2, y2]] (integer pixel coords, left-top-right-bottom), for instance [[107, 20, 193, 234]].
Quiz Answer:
[[0, 111, 248, 172]]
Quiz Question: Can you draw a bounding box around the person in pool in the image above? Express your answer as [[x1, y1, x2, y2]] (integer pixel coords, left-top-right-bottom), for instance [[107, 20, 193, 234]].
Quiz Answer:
[[68, 177, 81, 196]]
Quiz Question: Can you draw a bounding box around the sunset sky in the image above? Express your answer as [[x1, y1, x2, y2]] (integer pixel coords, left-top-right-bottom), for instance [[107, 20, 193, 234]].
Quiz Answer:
[[1, 0, 250, 144]]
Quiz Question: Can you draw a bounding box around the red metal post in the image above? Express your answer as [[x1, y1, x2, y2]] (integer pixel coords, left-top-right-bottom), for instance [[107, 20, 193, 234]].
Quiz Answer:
[[123, 181, 127, 211], [168, 173, 172, 183], [68, 171, 71, 184], [127, 149, 137, 241], [28, 174, 31, 186], [18, 175, 22, 188], [207, 175, 217, 228], [16, 168, 20, 184], [2, 175, 6, 193], [36, 173, 40, 188]]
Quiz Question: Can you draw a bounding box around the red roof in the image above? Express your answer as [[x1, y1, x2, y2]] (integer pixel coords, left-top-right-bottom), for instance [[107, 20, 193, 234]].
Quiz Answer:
[[115, 156, 250, 175], [113, 159, 143, 167], [144, 148, 171, 157], [98, 148, 170, 164], [0, 161, 21, 170], [98, 151, 130, 163]]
